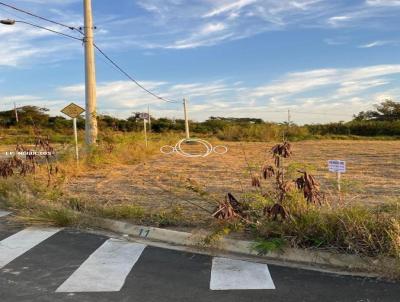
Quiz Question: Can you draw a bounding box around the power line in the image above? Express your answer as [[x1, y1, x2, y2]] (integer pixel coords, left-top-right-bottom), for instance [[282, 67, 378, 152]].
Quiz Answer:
[[0, 5, 31, 23], [0, 1, 177, 104], [0, 2, 362, 112], [94, 43, 178, 103], [16, 20, 83, 41], [0, 1, 82, 34]]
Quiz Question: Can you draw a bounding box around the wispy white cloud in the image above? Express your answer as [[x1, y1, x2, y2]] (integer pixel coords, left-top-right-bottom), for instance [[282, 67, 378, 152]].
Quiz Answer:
[[59, 79, 245, 112], [127, 0, 332, 49], [38, 64, 400, 123], [3, 64, 400, 124], [366, 0, 400, 7], [252, 64, 400, 98], [359, 40, 395, 48], [325, 0, 400, 28], [241, 65, 400, 123], [121, 0, 400, 49], [202, 0, 257, 18], [0, 2, 82, 67], [327, 15, 352, 27]]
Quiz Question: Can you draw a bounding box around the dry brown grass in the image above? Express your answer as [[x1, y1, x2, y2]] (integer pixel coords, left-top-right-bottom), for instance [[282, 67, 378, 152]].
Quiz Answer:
[[64, 140, 399, 224]]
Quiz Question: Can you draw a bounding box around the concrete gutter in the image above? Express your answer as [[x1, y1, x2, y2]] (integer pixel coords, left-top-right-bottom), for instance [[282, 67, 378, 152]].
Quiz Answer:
[[86, 217, 397, 278]]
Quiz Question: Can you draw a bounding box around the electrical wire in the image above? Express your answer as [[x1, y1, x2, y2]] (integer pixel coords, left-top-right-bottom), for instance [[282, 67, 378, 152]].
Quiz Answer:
[[0, 1, 176, 104], [94, 43, 179, 103], [16, 20, 83, 41], [0, 1, 362, 112], [0, 1, 83, 34], [0, 5, 32, 24]]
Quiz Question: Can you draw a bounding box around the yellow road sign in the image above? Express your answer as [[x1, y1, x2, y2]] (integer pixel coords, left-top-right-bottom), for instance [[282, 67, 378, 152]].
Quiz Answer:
[[61, 103, 85, 118]]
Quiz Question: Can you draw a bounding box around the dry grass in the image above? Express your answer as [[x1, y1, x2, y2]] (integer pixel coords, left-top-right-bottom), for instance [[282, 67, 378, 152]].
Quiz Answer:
[[0, 136, 399, 279], [64, 140, 400, 224]]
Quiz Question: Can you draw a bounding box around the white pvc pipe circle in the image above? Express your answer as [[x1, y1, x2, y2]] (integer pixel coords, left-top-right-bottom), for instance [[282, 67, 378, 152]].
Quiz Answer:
[[213, 145, 228, 155], [176, 138, 213, 158], [160, 145, 176, 155], [160, 138, 229, 157]]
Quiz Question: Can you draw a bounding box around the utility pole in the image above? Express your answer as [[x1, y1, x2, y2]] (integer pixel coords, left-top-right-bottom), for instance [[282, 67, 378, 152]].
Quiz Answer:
[[143, 118, 148, 148], [183, 98, 190, 139], [147, 104, 151, 132], [83, 0, 98, 145], [14, 102, 19, 123], [287, 109, 291, 126]]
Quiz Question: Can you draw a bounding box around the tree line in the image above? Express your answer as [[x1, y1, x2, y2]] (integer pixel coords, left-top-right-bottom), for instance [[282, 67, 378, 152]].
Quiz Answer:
[[1, 100, 399, 140]]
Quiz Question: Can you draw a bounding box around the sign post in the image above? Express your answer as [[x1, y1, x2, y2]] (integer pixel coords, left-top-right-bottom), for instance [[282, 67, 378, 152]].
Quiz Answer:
[[328, 160, 346, 193], [139, 112, 150, 148], [61, 103, 85, 164], [73, 118, 79, 161]]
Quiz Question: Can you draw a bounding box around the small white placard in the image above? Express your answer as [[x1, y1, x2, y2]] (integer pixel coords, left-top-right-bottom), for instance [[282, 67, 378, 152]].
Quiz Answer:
[[328, 160, 346, 173]]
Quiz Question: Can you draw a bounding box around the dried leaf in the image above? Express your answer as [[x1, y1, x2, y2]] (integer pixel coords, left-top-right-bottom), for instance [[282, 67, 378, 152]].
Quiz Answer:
[[262, 165, 275, 179], [264, 203, 288, 220]]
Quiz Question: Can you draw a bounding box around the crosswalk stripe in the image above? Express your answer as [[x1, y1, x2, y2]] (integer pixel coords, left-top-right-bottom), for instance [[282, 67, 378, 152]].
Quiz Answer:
[[210, 257, 275, 290], [0, 227, 61, 269], [0, 210, 11, 218], [56, 238, 146, 292]]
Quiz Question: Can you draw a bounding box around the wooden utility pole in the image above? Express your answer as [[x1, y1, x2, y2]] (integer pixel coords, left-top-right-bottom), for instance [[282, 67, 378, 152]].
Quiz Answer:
[[288, 109, 291, 126], [147, 105, 151, 132], [83, 0, 98, 145], [183, 98, 190, 139], [14, 102, 19, 123]]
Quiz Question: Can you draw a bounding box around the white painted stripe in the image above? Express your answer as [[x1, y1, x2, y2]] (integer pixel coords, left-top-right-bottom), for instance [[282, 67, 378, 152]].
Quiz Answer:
[[56, 239, 146, 292], [0, 210, 11, 218], [0, 227, 61, 269], [210, 257, 275, 290]]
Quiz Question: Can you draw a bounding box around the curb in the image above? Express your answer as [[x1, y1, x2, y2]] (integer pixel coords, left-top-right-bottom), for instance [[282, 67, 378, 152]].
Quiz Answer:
[[87, 216, 396, 277]]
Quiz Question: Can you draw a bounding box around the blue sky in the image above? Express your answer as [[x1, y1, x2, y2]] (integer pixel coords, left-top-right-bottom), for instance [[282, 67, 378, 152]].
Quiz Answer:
[[1, 0, 400, 123]]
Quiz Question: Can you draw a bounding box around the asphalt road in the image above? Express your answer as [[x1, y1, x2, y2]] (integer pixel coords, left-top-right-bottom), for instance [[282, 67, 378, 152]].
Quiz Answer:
[[0, 211, 399, 302]]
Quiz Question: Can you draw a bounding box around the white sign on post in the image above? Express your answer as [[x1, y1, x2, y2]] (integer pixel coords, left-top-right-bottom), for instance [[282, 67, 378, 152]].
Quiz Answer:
[[138, 112, 149, 148], [328, 160, 346, 173], [328, 160, 346, 194], [139, 112, 149, 120]]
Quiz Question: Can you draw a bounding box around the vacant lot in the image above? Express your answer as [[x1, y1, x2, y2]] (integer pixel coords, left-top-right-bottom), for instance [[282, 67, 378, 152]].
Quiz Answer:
[[65, 140, 399, 224]]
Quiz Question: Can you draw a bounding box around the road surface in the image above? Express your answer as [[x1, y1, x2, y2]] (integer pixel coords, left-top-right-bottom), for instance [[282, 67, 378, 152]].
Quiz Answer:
[[0, 210, 398, 302]]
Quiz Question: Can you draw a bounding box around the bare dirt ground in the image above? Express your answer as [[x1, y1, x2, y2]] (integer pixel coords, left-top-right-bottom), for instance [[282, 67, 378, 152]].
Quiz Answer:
[[66, 140, 399, 222]]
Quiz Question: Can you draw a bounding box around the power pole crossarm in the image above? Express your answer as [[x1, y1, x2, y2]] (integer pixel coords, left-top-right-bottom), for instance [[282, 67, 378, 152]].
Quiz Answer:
[[83, 0, 98, 145]]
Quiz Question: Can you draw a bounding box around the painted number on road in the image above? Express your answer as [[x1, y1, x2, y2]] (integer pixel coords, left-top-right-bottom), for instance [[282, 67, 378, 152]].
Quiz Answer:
[[139, 229, 150, 238]]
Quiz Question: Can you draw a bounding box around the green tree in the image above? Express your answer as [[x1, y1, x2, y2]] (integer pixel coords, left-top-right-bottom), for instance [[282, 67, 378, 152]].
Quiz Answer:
[[354, 100, 400, 121]]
